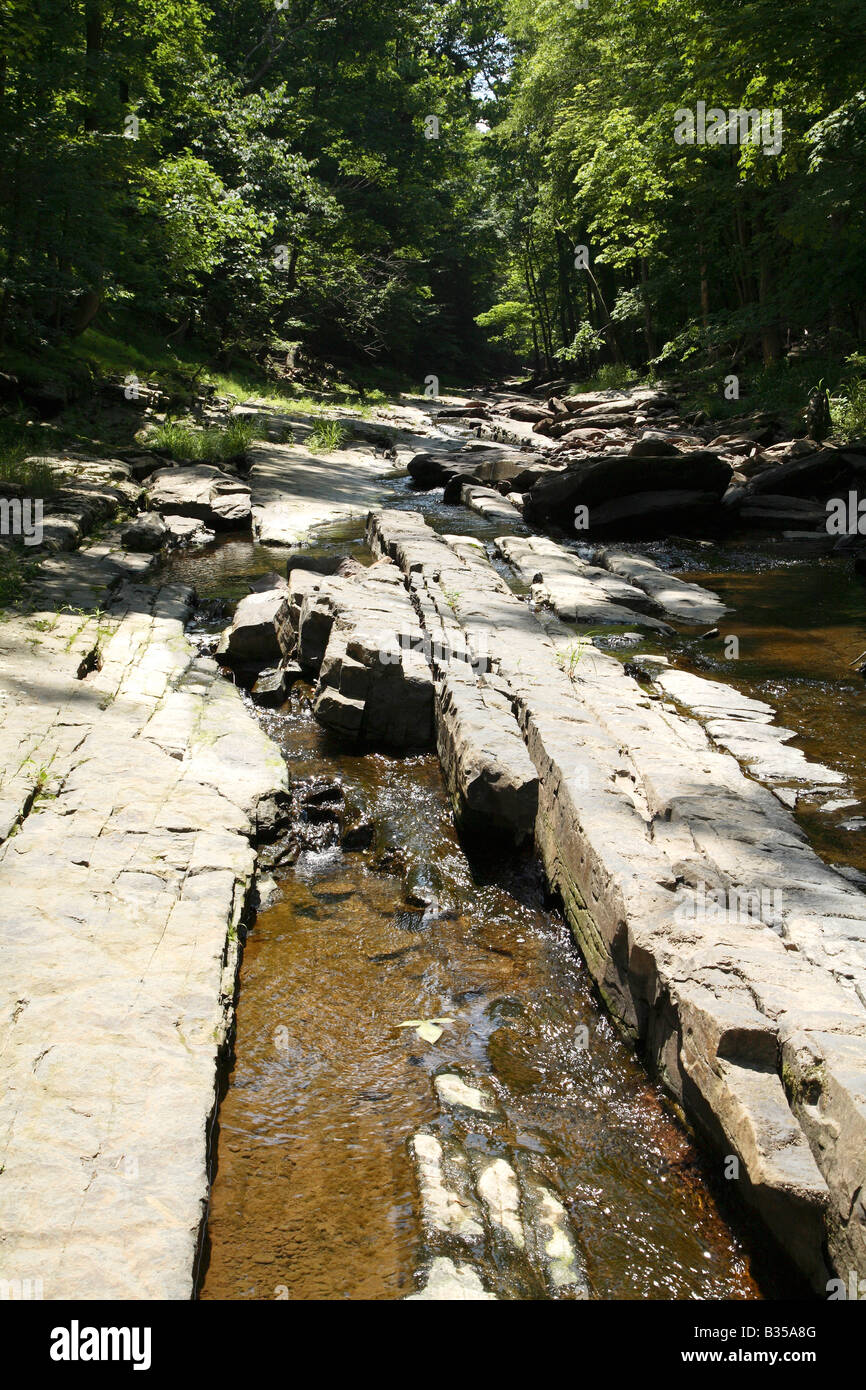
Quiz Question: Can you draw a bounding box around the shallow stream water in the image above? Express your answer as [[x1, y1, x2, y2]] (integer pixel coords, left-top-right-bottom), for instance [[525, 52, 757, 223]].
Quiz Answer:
[[160, 481, 864, 1301]]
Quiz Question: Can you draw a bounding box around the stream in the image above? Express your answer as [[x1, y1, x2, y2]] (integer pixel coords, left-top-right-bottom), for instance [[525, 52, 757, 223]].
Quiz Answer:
[[158, 476, 866, 1302]]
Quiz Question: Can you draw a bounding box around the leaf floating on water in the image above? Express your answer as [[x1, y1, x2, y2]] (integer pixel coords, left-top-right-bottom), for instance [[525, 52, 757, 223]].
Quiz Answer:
[[396, 1017, 456, 1045], [415, 1021, 444, 1043]]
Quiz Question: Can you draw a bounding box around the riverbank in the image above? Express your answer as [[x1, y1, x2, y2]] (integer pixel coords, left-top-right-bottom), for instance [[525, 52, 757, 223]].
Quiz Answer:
[[2, 381, 866, 1299]]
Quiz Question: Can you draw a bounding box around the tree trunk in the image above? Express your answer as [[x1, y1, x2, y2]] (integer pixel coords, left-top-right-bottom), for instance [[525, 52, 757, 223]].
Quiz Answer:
[[758, 254, 782, 364], [640, 257, 656, 360], [585, 264, 622, 362]]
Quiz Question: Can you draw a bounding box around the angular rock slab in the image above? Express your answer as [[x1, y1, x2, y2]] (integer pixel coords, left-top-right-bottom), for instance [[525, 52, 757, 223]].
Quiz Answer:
[[496, 534, 673, 631], [248, 441, 391, 546], [654, 667, 844, 791], [368, 510, 539, 843], [367, 505, 866, 1291], [0, 568, 288, 1299], [596, 547, 728, 624], [147, 464, 251, 529], [297, 558, 436, 750]]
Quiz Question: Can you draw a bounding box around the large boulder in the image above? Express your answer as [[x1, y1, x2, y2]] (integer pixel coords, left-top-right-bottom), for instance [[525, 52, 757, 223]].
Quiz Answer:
[[218, 586, 293, 678], [162, 514, 215, 547], [309, 559, 435, 750], [408, 449, 529, 497], [146, 464, 251, 529], [586, 489, 726, 534], [737, 495, 827, 528], [748, 447, 865, 500], [120, 511, 167, 552], [504, 403, 551, 423], [523, 450, 731, 535]]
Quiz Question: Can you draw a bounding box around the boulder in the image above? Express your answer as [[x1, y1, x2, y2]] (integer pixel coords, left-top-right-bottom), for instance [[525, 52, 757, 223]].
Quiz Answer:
[[251, 666, 289, 707], [505, 403, 551, 423], [628, 436, 682, 458], [523, 450, 731, 535], [119, 511, 168, 552], [409, 450, 529, 497], [407, 452, 460, 489], [585, 489, 724, 534], [748, 447, 856, 499], [555, 426, 608, 448], [434, 405, 491, 420], [738, 495, 827, 528], [162, 514, 215, 547], [146, 464, 251, 529], [247, 570, 289, 594], [220, 587, 293, 672], [310, 559, 436, 750], [283, 553, 349, 579]]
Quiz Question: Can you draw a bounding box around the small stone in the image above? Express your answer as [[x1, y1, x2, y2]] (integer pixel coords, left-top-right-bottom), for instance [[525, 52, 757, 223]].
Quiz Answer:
[[434, 1073, 497, 1115], [405, 1257, 496, 1301]]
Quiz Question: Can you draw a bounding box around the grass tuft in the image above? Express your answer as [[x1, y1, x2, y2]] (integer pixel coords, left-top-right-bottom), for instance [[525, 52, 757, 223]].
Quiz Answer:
[[146, 417, 268, 463], [0, 420, 62, 495], [306, 417, 349, 453]]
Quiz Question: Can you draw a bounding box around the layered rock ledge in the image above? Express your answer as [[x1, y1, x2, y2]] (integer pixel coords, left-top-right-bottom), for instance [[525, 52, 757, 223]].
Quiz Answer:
[[365, 506, 866, 1292], [0, 545, 287, 1298]]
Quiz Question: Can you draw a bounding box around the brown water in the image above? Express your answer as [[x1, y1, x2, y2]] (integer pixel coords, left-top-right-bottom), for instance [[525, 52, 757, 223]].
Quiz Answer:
[[199, 686, 762, 1300], [670, 540, 866, 876]]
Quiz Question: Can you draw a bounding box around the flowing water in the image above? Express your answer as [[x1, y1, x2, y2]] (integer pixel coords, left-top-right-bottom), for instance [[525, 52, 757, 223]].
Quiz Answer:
[[162, 484, 864, 1302], [196, 684, 764, 1300]]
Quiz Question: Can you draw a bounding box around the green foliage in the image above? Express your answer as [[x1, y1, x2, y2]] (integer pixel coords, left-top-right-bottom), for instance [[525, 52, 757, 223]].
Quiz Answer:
[[832, 357, 866, 442], [306, 419, 348, 453], [147, 416, 267, 462], [0, 0, 508, 376], [2, 0, 863, 391], [566, 321, 605, 371], [475, 300, 535, 357], [472, 0, 866, 378], [0, 421, 62, 494], [575, 363, 642, 394]]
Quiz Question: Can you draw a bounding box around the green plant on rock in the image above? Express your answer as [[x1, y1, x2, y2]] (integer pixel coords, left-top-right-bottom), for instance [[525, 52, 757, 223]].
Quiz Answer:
[[306, 417, 348, 453], [441, 587, 461, 613], [0, 547, 39, 609], [556, 634, 593, 681]]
